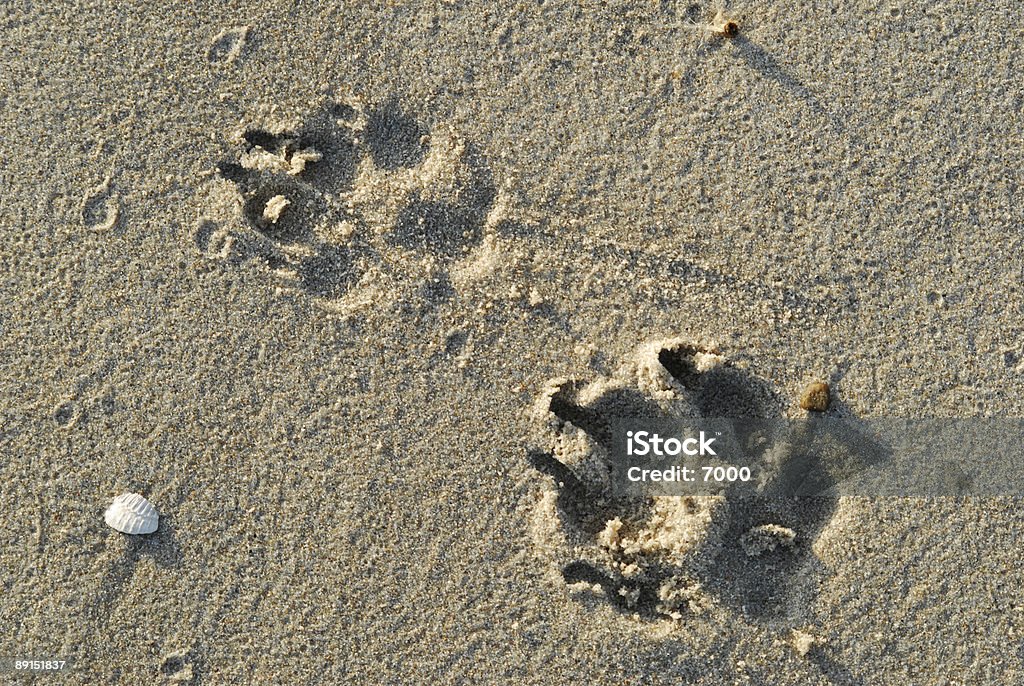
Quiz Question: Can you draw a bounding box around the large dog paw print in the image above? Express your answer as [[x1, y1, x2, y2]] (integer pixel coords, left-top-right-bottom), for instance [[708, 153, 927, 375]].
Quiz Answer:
[[527, 339, 839, 621]]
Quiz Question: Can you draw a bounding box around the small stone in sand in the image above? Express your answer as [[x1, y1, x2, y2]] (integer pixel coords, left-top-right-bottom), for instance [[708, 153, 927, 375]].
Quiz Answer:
[[262, 195, 291, 224], [800, 381, 831, 412]]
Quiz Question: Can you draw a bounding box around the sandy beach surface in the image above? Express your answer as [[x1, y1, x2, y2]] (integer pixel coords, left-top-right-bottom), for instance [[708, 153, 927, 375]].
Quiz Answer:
[[2, 1, 1023, 683]]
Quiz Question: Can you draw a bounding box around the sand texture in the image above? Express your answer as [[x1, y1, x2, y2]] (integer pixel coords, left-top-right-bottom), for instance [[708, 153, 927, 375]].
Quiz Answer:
[[2, 0, 1023, 683]]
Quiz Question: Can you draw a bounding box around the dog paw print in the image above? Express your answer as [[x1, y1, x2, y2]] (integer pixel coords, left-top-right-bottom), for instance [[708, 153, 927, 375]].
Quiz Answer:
[[199, 96, 498, 312], [527, 339, 839, 621]]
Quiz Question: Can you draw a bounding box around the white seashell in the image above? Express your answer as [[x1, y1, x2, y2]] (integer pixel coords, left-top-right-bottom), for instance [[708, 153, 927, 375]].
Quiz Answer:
[[104, 493, 159, 535]]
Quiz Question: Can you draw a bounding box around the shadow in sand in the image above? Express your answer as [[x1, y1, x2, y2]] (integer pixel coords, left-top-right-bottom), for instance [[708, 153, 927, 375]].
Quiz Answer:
[[732, 35, 825, 114], [727, 34, 859, 141], [809, 648, 868, 686], [706, 415, 891, 624]]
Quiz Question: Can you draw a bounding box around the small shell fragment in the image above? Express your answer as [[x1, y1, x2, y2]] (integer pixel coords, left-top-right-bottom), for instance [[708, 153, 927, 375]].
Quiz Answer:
[[104, 493, 159, 535]]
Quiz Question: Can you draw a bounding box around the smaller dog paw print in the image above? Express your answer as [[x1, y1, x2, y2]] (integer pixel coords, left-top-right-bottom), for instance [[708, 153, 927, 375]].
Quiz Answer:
[[198, 95, 500, 314]]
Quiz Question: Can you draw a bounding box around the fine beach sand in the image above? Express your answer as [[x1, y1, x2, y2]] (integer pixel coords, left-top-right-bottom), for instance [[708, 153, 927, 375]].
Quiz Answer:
[[2, 1, 1023, 683]]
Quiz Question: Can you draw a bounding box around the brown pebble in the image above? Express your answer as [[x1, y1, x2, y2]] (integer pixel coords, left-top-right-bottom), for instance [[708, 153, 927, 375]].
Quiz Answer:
[[800, 381, 830, 412]]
